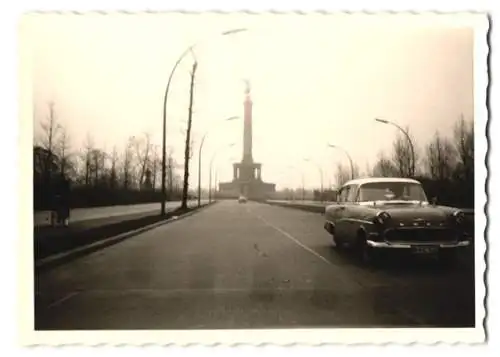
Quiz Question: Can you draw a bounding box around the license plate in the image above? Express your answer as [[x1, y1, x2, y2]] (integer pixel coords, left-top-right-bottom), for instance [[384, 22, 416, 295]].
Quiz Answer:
[[412, 246, 438, 254]]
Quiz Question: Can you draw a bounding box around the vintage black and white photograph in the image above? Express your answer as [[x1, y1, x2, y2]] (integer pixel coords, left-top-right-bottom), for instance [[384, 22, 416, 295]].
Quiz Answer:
[[20, 11, 487, 344]]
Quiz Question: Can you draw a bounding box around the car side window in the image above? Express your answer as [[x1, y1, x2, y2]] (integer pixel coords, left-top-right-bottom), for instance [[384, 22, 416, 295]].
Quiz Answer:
[[347, 184, 358, 202], [336, 188, 343, 202], [339, 186, 350, 202]]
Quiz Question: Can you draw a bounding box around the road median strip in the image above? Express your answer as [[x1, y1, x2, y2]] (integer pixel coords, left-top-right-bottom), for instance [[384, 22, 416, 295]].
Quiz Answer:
[[35, 201, 216, 271], [265, 200, 327, 214]]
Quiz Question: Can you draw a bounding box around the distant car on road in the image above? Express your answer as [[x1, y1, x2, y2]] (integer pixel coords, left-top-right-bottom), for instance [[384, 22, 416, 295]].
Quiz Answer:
[[238, 196, 248, 203], [323, 177, 470, 266]]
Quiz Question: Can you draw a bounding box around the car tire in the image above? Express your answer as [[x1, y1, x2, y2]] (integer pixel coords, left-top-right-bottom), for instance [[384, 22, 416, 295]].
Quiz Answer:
[[327, 224, 343, 250], [332, 234, 344, 250], [356, 232, 378, 267]]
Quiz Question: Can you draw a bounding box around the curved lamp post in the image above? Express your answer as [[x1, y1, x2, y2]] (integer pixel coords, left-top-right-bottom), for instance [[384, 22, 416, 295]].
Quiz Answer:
[[160, 28, 247, 216], [374, 118, 416, 177], [197, 116, 239, 207], [208, 143, 236, 203], [327, 143, 355, 180], [304, 158, 324, 202]]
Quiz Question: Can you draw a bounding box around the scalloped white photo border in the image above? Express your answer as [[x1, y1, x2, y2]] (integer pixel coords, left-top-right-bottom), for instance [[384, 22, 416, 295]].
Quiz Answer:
[[17, 11, 489, 346]]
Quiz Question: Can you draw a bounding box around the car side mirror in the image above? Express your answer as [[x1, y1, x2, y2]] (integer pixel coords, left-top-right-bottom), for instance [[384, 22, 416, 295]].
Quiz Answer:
[[431, 197, 438, 205]]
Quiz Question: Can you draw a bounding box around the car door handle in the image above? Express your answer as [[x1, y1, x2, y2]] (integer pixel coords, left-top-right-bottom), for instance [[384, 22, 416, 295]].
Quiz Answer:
[[339, 206, 346, 210]]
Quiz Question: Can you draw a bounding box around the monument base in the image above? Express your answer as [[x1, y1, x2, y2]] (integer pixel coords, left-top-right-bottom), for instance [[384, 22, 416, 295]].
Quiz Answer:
[[218, 179, 276, 201]]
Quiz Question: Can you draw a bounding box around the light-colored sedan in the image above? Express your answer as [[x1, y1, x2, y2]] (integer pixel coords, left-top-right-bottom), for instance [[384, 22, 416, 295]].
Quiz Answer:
[[323, 177, 470, 266]]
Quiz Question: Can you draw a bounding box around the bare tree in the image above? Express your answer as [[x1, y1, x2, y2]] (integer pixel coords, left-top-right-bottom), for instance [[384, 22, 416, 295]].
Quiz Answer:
[[109, 146, 119, 189], [372, 152, 397, 177], [335, 163, 351, 187], [453, 114, 474, 181], [181, 61, 197, 209], [82, 133, 95, 187], [149, 145, 159, 190], [425, 131, 457, 181], [38, 101, 60, 181], [391, 127, 418, 177], [56, 125, 73, 177], [364, 162, 373, 178], [90, 148, 107, 187], [122, 136, 135, 190], [134, 133, 152, 189], [179, 128, 196, 160]]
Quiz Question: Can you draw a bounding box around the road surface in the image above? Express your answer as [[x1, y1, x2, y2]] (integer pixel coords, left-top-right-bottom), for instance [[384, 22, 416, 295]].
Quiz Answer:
[[35, 200, 475, 330], [34, 200, 206, 227]]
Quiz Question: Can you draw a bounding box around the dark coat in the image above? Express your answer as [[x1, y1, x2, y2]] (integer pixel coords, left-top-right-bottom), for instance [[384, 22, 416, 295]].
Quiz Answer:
[[51, 176, 71, 211]]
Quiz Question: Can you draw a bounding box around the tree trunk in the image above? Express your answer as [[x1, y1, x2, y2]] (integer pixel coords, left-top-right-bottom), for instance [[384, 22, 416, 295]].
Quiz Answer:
[[138, 134, 151, 189], [168, 156, 173, 200], [181, 62, 197, 210], [44, 103, 55, 184]]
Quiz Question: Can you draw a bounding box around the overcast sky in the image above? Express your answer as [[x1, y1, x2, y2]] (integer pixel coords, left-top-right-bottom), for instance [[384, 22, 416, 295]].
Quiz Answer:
[[29, 13, 475, 190]]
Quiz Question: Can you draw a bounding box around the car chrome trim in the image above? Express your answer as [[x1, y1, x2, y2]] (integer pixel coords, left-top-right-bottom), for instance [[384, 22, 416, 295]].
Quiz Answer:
[[366, 240, 470, 249], [343, 218, 374, 225]]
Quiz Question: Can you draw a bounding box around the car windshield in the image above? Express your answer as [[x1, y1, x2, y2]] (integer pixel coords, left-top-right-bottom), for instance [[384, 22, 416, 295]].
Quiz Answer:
[[358, 181, 428, 202]]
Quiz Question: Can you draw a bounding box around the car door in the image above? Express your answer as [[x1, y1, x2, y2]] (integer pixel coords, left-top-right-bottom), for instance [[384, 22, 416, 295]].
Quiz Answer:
[[334, 185, 350, 238]]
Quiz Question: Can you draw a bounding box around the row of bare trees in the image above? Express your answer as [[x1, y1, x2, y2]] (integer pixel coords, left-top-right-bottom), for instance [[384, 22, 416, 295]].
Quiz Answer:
[[332, 115, 474, 207], [33, 102, 187, 210], [35, 57, 202, 211]]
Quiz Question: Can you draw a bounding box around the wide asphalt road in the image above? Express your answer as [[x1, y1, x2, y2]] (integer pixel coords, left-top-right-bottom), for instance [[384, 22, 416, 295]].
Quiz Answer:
[[34, 200, 204, 227], [35, 200, 475, 330]]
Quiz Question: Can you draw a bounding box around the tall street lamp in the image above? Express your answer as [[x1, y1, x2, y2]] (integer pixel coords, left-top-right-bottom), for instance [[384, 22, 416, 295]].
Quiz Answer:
[[304, 158, 324, 202], [275, 170, 297, 201], [327, 143, 355, 180], [197, 116, 239, 207], [374, 118, 416, 177], [208, 143, 236, 203], [160, 28, 247, 216]]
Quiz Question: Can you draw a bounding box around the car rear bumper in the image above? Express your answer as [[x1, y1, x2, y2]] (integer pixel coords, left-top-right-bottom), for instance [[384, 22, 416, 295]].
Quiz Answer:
[[366, 240, 470, 249]]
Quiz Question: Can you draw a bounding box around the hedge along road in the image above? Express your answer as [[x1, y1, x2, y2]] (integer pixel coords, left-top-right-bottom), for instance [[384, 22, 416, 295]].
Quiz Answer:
[[34, 200, 207, 227]]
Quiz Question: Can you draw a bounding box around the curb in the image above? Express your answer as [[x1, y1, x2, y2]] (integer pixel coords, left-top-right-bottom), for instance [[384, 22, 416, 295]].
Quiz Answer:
[[265, 201, 326, 214], [35, 201, 217, 272]]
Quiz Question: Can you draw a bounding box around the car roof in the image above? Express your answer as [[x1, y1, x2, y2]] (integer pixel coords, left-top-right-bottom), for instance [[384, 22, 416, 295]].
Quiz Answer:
[[341, 177, 421, 187]]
